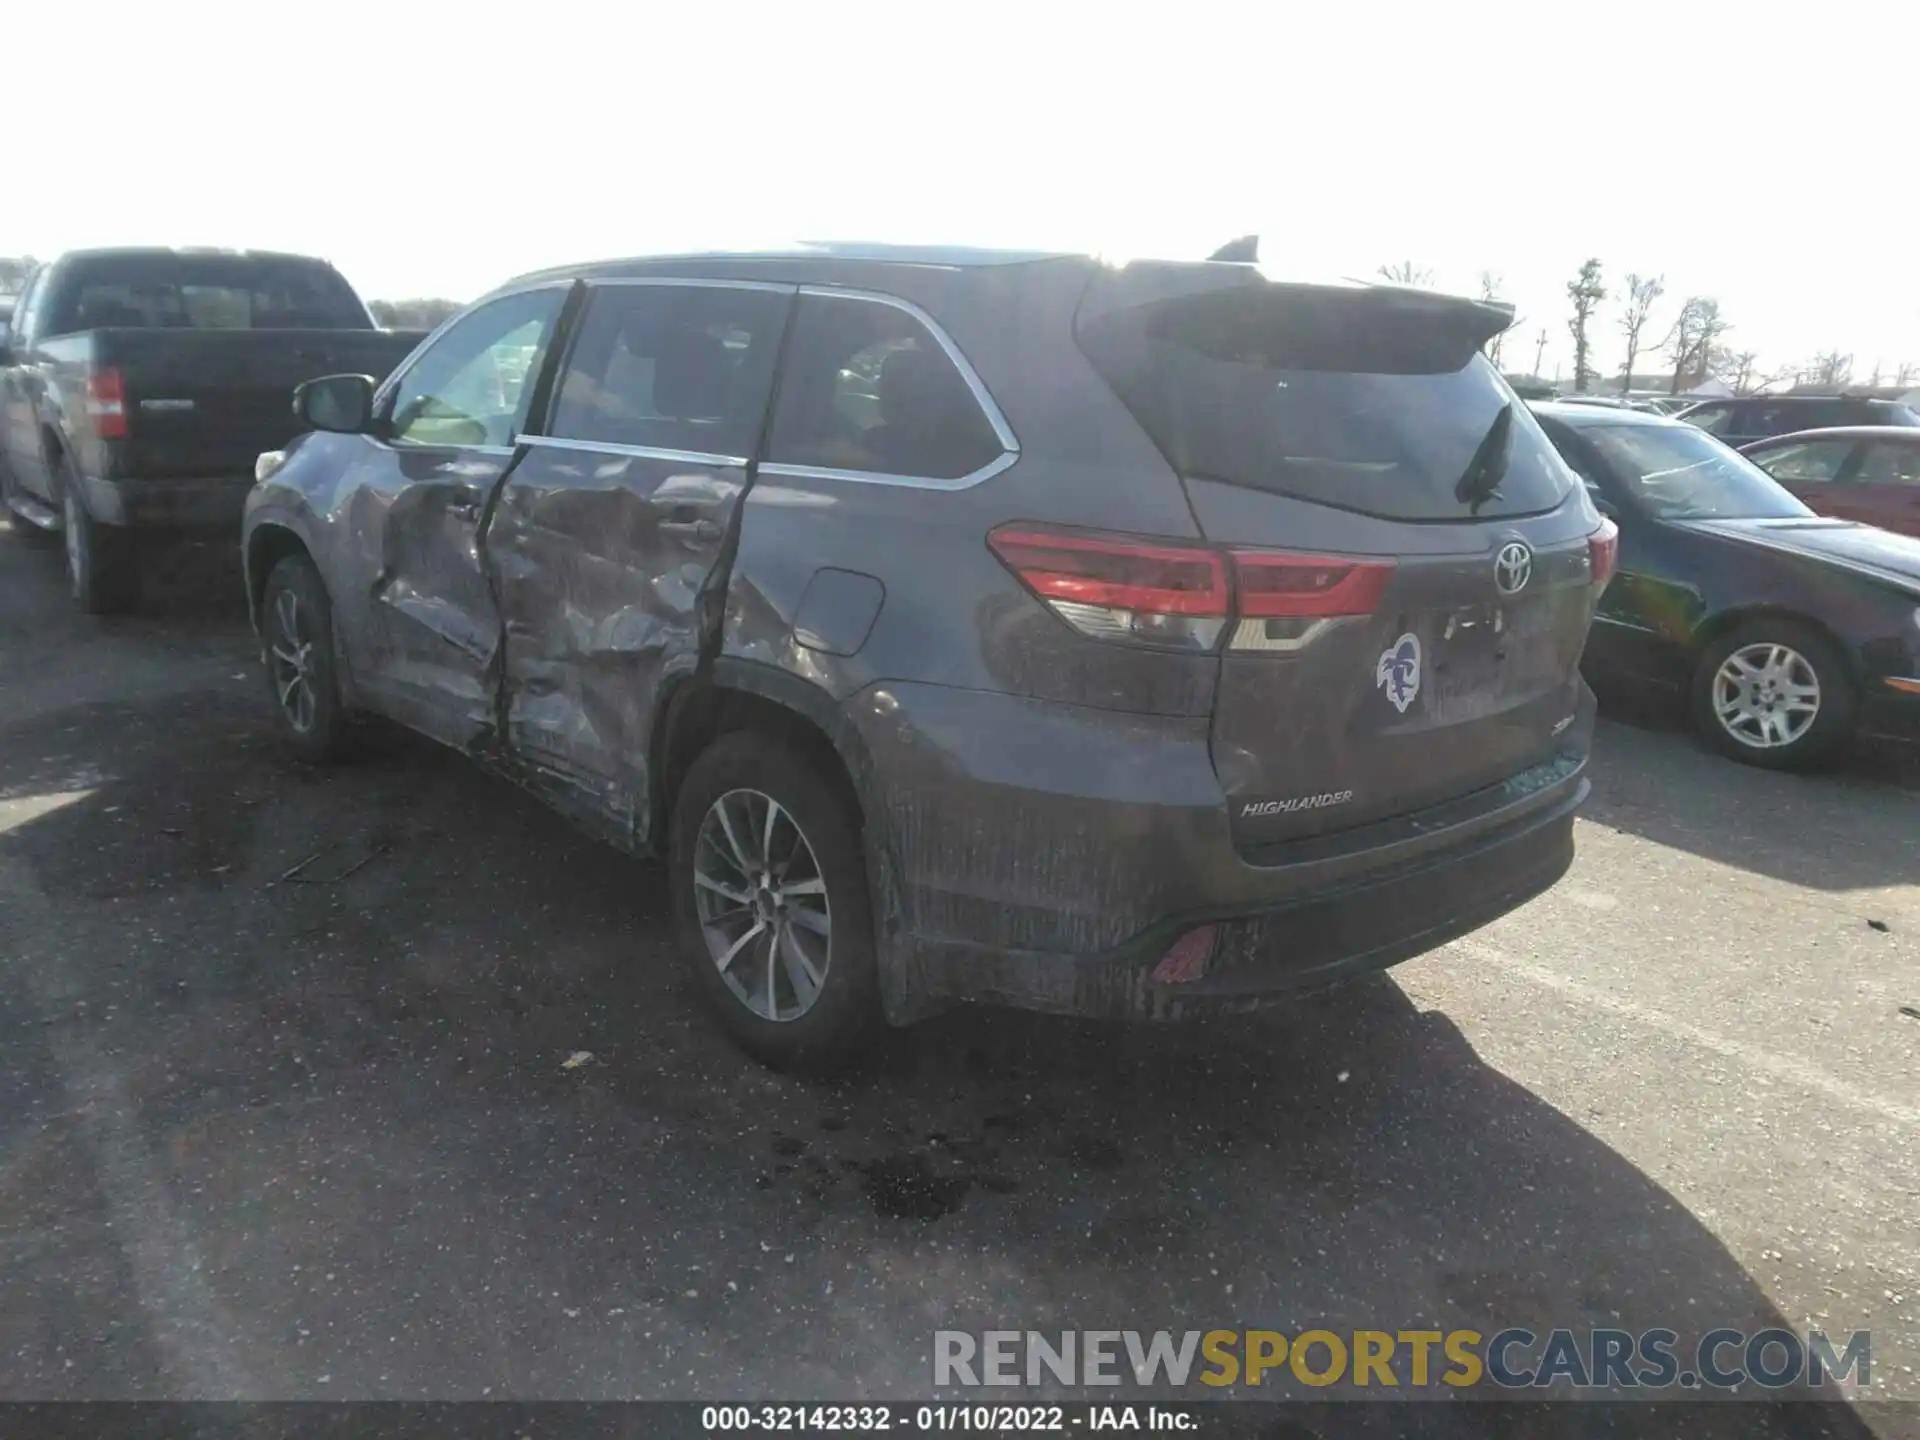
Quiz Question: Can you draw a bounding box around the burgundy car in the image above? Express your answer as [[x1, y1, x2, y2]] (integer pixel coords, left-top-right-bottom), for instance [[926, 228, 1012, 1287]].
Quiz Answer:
[[1741, 427, 1920, 538]]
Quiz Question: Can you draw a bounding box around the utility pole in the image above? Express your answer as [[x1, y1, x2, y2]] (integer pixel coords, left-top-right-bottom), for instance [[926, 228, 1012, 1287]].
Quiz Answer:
[[1533, 329, 1549, 378]]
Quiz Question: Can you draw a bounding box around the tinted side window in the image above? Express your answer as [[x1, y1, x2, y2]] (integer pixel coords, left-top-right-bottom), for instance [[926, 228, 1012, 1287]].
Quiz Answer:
[[767, 295, 1005, 480], [1681, 403, 1732, 435], [1751, 439, 1855, 484], [548, 284, 788, 458], [1858, 440, 1920, 487], [387, 288, 564, 448]]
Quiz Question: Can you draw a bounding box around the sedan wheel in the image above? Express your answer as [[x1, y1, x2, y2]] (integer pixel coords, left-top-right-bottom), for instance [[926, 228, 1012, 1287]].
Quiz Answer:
[[1690, 619, 1854, 770], [1710, 642, 1820, 751]]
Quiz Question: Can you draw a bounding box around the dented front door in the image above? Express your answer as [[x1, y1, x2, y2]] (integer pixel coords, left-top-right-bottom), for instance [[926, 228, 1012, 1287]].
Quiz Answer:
[[487, 280, 793, 841], [361, 286, 568, 747]]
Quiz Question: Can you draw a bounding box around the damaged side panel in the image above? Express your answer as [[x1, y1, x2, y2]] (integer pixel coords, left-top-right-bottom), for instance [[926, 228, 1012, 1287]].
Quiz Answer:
[[365, 444, 521, 747], [486, 440, 750, 844]]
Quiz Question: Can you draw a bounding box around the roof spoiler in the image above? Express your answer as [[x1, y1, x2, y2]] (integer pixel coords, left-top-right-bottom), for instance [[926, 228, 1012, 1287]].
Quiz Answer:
[[1208, 235, 1260, 263]]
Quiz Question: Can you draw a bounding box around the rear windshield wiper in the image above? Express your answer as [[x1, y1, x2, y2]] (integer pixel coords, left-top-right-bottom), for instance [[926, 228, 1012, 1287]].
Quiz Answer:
[[1453, 402, 1515, 512]]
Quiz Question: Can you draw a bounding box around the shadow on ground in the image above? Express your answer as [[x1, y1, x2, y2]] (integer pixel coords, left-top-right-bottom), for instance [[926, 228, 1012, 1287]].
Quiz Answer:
[[0, 681, 1883, 1438], [1585, 682, 1920, 897]]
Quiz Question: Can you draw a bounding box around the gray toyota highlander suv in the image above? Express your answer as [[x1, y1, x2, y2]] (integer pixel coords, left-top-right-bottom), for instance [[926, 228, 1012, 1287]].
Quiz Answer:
[[242, 246, 1615, 1067]]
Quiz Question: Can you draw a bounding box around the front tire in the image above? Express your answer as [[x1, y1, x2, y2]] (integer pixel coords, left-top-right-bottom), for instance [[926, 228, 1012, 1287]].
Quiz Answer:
[[669, 732, 881, 1070], [261, 553, 350, 763], [1689, 619, 1855, 770]]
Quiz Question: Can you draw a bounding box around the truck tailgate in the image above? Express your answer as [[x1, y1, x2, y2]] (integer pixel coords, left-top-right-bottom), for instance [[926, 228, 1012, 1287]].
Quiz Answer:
[[91, 328, 424, 479]]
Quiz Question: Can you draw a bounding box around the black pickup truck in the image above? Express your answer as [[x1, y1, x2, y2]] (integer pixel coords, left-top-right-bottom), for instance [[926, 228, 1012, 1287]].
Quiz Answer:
[[0, 248, 426, 611]]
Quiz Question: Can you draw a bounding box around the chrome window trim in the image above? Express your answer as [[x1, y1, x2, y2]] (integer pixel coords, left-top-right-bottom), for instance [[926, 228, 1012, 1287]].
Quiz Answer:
[[520, 434, 747, 468], [758, 451, 1019, 492], [585, 277, 799, 295], [795, 284, 1019, 458], [367, 437, 517, 459]]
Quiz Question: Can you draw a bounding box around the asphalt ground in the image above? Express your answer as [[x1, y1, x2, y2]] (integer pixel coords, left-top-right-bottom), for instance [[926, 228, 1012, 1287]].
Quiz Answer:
[[1, 524, 1915, 1436]]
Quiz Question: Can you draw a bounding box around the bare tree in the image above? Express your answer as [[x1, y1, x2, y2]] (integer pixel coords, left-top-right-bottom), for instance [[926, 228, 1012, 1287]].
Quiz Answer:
[[1896, 361, 1919, 386], [1616, 273, 1664, 395], [1804, 350, 1854, 388], [1378, 260, 1435, 287], [1663, 297, 1731, 393], [1478, 271, 1519, 369], [1725, 350, 1763, 395], [1565, 259, 1606, 393]]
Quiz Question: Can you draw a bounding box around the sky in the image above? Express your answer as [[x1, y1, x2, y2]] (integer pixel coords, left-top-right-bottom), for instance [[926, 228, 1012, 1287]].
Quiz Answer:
[[12, 0, 1919, 385]]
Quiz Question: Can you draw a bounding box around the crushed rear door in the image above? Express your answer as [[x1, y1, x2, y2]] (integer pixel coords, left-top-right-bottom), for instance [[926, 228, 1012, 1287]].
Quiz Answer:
[[1077, 268, 1604, 851]]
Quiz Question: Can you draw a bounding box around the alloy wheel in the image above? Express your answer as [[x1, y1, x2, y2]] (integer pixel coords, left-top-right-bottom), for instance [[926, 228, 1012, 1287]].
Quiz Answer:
[[1711, 642, 1820, 750], [692, 787, 832, 1022], [269, 587, 319, 734]]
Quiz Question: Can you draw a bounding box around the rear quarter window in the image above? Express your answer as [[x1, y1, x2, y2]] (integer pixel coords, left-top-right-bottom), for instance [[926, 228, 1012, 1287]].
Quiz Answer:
[[765, 294, 1006, 482], [1076, 286, 1571, 521]]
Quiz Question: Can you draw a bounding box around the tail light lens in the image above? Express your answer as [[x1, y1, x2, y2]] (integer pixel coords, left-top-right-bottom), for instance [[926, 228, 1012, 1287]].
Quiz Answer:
[[989, 524, 1400, 653], [85, 367, 128, 439], [987, 526, 1229, 651], [1230, 551, 1394, 617], [1587, 517, 1620, 589]]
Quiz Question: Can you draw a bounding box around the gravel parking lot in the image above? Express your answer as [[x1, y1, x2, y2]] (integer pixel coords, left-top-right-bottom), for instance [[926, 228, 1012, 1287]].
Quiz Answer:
[[1, 528, 1915, 1431]]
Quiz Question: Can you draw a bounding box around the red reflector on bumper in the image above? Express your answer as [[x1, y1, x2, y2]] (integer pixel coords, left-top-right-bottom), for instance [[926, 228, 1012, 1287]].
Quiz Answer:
[[1150, 925, 1218, 985]]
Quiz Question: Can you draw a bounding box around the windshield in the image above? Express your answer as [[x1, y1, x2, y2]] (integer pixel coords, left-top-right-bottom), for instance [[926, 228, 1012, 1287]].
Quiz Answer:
[[1077, 286, 1571, 521], [1584, 423, 1813, 520]]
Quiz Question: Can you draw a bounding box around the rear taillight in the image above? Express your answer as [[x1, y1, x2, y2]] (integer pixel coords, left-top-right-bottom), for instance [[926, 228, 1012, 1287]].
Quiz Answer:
[[1227, 549, 1395, 653], [1587, 517, 1619, 589], [987, 526, 1229, 651], [85, 367, 127, 439], [988, 525, 1396, 653]]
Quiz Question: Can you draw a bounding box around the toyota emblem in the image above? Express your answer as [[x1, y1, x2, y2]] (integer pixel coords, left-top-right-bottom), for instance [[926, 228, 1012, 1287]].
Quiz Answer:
[[1494, 541, 1533, 596]]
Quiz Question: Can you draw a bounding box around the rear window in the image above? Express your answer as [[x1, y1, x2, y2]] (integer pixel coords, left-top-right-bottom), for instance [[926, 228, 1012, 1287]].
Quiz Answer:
[[1076, 286, 1571, 520], [48, 255, 369, 335]]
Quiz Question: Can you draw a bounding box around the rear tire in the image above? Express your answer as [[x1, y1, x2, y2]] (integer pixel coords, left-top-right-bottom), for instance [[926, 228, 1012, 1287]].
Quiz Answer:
[[1689, 618, 1855, 770], [261, 553, 351, 763], [669, 731, 882, 1071], [59, 467, 136, 614]]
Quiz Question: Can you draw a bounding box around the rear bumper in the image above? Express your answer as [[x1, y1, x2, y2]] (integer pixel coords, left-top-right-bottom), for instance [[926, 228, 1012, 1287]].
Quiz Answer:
[[81, 473, 251, 530], [848, 680, 1594, 1023]]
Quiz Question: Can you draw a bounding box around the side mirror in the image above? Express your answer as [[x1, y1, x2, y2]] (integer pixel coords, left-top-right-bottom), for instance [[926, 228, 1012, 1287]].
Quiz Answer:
[[294, 373, 376, 434]]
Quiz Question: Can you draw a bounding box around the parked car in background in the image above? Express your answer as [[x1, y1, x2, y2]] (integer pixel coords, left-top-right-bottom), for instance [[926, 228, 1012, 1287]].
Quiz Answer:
[[1641, 396, 1701, 416], [245, 247, 1613, 1067], [0, 248, 425, 612], [1739, 427, 1920, 538], [1676, 394, 1920, 449], [1533, 402, 1920, 767]]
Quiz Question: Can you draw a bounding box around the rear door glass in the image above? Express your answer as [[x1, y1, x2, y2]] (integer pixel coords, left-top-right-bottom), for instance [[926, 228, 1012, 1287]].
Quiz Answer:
[[1075, 285, 1570, 521], [766, 294, 1005, 481], [1858, 441, 1920, 486], [1751, 438, 1856, 484], [547, 284, 789, 459]]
